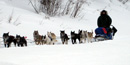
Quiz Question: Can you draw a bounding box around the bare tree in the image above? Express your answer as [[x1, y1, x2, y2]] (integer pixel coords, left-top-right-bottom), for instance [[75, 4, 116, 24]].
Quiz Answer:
[[71, 0, 85, 18], [62, 0, 73, 15], [40, 0, 62, 16], [29, 0, 39, 14], [30, 0, 85, 18]]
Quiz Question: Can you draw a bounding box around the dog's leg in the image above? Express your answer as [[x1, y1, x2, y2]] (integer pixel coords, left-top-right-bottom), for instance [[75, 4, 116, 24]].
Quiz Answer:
[[50, 39, 53, 45], [52, 40, 55, 45], [84, 38, 86, 43], [7, 43, 10, 48], [78, 37, 80, 43], [67, 40, 68, 44], [38, 40, 40, 45], [7, 42, 11, 48], [21, 43, 24, 47], [14, 42, 16, 47], [50, 41, 53, 45], [89, 38, 91, 43], [62, 38, 64, 44], [63, 38, 65, 44], [41, 40, 43, 45], [87, 37, 90, 43], [47, 38, 51, 45], [25, 41, 27, 46], [90, 37, 93, 43], [4, 42, 6, 47], [24, 43, 27, 46], [4, 44, 6, 47], [42, 41, 44, 45], [35, 40, 37, 45], [80, 38, 83, 43], [17, 42, 20, 47], [64, 39, 66, 44], [74, 38, 77, 44], [13, 40, 17, 47], [71, 38, 74, 44], [65, 40, 68, 44], [88, 37, 92, 43], [62, 41, 64, 44], [53, 41, 55, 45], [79, 38, 82, 43]]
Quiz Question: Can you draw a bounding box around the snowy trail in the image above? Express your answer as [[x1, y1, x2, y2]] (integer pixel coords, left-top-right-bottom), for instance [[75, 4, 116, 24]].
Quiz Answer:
[[0, 0, 130, 65]]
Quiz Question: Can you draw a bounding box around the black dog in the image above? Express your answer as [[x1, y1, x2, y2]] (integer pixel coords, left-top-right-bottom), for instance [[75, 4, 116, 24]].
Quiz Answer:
[[70, 31, 81, 44], [16, 35, 27, 47], [60, 31, 69, 44], [3, 32, 17, 48]]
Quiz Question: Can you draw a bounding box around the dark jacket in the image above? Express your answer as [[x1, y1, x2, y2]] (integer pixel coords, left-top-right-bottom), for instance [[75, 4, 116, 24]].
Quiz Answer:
[[97, 10, 112, 28]]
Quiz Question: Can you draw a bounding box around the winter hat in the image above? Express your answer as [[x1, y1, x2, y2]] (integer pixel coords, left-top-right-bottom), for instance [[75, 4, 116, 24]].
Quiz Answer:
[[100, 10, 108, 15]]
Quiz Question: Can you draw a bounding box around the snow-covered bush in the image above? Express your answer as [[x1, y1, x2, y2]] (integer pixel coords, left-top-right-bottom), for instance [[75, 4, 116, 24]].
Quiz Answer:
[[40, 0, 62, 16]]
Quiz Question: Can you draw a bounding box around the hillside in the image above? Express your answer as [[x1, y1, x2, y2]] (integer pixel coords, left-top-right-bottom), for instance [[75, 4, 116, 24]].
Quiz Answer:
[[0, 0, 130, 65]]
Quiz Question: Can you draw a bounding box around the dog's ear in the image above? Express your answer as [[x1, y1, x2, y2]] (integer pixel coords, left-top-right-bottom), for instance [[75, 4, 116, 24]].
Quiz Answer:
[[60, 30, 63, 32], [7, 32, 9, 35], [91, 30, 93, 33]]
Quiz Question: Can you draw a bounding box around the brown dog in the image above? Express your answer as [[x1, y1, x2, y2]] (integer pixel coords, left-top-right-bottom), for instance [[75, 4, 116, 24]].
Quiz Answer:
[[33, 31, 43, 45], [87, 30, 93, 43]]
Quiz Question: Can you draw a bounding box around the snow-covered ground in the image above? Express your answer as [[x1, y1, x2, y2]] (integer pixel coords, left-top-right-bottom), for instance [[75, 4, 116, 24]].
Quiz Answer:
[[0, 0, 130, 65]]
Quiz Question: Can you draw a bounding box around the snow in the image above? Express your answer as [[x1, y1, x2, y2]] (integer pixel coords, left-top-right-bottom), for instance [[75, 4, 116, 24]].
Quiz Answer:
[[0, 0, 130, 65]]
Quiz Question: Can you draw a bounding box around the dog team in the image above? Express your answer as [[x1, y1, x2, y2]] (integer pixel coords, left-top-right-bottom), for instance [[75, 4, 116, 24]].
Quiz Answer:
[[2, 30, 93, 48], [3, 32, 27, 48]]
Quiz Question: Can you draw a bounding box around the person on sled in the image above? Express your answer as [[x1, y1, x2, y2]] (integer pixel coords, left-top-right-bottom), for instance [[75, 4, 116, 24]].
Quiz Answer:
[[95, 10, 117, 40]]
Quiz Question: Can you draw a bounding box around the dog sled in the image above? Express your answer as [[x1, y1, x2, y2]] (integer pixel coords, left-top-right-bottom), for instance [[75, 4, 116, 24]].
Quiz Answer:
[[94, 25, 117, 42]]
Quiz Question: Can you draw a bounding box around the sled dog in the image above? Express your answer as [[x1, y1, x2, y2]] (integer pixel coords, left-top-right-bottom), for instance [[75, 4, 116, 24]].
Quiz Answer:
[[3, 32, 17, 48], [33, 31, 43, 45], [42, 35, 52, 45], [47, 32, 57, 45], [60, 30, 69, 44], [79, 30, 88, 43], [70, 31, 80, 44], [87, 30, 93, 43], [16, 35, 27, 47]]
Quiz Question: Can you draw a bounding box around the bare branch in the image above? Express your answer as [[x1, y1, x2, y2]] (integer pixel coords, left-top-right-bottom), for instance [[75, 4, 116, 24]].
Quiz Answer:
[[29, 0, 39, 14], [8, 9, 14, 23]]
